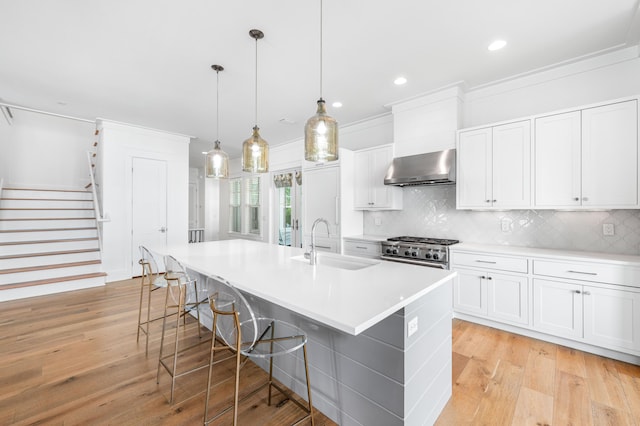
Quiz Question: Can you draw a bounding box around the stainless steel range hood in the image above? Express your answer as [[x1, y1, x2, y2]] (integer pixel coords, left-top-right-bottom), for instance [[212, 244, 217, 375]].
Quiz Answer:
[[384, 149, 456, 187]]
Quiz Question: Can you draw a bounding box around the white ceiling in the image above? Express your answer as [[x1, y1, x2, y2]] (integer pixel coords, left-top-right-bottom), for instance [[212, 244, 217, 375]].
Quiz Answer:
[[1, 0, 639, 168]]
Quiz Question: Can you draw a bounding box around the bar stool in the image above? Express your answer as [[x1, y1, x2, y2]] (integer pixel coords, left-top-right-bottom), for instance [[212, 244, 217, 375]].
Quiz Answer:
[[204, 274, 314, 425], [137, 246, 169, 355], [156, 254, 210, 404]]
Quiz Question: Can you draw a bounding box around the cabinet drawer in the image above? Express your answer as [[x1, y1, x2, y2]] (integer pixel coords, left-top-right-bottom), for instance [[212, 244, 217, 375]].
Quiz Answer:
[[533, 260, 640, 288], [343, 240, 381, 258], [451, 252, 528, 273]]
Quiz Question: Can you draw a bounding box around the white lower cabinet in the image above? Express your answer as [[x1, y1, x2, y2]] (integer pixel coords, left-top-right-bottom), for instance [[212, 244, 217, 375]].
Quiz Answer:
[[453, 246, 640, 360], [532, 278, 583, 339], [533, 278, 640, 353], [343, 239, 381, 259], [453, 268, 528, 326]]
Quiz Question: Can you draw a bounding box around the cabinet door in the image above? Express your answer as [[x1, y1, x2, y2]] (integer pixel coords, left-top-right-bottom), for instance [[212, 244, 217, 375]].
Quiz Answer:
[[583, 285, 640, 353], [302, 166, 340, 236], [534, 111, 581, 207], [453, 268, 488, 316], [533, 279, 582, 339], [582, 100, 638, 207], [487, 272, 529, 325], [457, 128, 492, 208], [492, 120, 531, 208], [370, 146, 394, 207], [353, 151, 372, 208]]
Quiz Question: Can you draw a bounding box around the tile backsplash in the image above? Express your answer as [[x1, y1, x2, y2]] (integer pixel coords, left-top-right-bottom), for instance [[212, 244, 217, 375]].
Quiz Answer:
[[363, 186, 640, 255]]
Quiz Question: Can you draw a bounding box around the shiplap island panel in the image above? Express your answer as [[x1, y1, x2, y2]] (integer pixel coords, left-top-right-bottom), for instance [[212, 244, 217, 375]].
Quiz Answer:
[[151, 240, 456, 425]]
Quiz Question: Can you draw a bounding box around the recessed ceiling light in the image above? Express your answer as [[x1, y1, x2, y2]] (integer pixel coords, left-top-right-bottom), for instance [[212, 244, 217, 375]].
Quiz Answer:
[[488, 40, 507, 51], [394, 76, 407, 85], [332, 101, 342, 108]]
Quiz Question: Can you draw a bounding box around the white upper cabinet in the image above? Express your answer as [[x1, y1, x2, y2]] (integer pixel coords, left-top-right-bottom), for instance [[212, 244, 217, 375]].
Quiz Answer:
[[535, 99, 638, 208], [354, 145, 402, 210], [457, 120, 531, 209], [534, 111, 581, 207], [581, 100, 638, 208]]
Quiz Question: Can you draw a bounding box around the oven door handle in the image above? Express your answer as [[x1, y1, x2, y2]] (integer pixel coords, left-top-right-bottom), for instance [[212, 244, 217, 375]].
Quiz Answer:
[[380, 255, 447, 269]]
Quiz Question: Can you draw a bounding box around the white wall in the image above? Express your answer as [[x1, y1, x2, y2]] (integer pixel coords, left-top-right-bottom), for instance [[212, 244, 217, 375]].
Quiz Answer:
[[99, 120, 189, 281], [463, 46, 640, 127], [0, 109, 95, 189]]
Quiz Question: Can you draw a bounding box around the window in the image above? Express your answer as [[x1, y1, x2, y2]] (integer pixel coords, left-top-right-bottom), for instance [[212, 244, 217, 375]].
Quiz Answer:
[[228, 175, 261, 236], [245, 176, 261, 235], [229, 178, 241, 233]]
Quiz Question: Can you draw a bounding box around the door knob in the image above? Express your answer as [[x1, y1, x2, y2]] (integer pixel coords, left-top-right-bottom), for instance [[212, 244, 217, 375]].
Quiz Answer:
[[159, 227, 167, 233]]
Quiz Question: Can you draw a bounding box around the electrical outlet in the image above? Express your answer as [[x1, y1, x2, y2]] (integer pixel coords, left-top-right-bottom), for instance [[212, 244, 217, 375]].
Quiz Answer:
[[407, 317, 418, 337], [603, 223, 615, 236], [374, 217, 382, 226], [501, 218, 511, 233]]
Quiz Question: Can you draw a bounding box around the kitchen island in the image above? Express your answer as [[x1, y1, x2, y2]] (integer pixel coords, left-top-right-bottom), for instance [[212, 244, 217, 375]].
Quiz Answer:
[[154, 240, 456, 425]]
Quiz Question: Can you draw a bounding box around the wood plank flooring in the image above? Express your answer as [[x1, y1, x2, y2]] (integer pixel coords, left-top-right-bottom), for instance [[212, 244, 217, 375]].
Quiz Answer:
[[1, 278, 639, 425], [436, 319, 640, 426], [0, 278, 334, 425]]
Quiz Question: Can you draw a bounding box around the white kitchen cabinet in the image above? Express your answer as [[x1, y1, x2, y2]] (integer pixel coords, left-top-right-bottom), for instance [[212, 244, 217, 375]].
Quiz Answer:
[[533, 278, 583, 339], [343, 239, 382, 259], [354, 145, 402, 210], [582, 100, 638, 208], [452, 251, 529, 326], [584, 285, 640, 353], [534, 99, 638, 208], [534, 111, 582, 207], [533, 278, 640, 353], [457, 120, 531, 209], [453, 268, 529, 326]]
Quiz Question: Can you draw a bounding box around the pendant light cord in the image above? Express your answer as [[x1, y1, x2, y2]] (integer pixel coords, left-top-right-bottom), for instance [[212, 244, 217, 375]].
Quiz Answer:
[[216, 68, 220, 143], [255, 36, 259, 127], [320, 0, 323, 99]]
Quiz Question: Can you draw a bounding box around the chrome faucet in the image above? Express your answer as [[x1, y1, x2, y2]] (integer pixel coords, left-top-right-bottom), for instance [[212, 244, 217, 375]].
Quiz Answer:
[[307, 218, 330, 265]]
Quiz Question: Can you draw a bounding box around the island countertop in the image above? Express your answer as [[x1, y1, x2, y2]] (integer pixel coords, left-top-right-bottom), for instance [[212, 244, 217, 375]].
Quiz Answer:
[[153, 239, 456, 335]]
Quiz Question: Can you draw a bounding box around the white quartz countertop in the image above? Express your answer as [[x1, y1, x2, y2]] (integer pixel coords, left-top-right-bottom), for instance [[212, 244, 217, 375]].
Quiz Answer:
[[153, 240, 456, 335], [452, 243, 640, 266]]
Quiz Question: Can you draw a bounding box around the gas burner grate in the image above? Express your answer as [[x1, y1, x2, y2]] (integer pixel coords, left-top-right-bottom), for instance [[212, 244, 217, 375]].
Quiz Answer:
[[386, 236, 459, 246]]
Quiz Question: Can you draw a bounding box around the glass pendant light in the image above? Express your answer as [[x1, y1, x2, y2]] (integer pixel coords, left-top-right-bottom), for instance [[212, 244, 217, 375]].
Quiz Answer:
[[242, 29, 269, 173], [305, 0, 338, 163], [205, 64, 229, 178]]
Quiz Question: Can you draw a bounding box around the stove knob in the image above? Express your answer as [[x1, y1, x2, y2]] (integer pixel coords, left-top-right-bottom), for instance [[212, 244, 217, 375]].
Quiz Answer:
[[432, 253, 440, 260], [411, 252, 417, 257], [385, 248, 392, 254], [424, 253, 432, 259], [392, 249, 398, 255], [404, 251, 411, 256]]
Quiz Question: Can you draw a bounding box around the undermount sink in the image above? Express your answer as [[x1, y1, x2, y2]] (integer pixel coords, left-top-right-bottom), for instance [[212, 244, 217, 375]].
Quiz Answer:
[[291, 253, 379, 270]]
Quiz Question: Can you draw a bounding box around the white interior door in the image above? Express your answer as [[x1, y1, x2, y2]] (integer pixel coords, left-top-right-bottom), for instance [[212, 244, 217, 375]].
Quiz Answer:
[[132, 157, 168, 275]]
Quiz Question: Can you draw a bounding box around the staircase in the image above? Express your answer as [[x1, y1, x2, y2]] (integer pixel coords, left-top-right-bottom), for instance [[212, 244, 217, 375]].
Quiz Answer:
[[0, 187, 107, 302]]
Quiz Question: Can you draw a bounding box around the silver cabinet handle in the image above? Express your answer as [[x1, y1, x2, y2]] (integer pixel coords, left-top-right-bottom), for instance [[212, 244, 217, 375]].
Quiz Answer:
[[492, 199, 497, 203], [487, 276, 493, 280], [356, 246, 367, 249], [574, 290, 582, 294], [568, 270, 597, 276], [480, 276, 486, 279], [583, 291, 591, 295], [315, 245, 331, 249], [159, 227, 167, 233], [573, 197, 580, 201], [485, 200, 491, 203], [476, 260, 497, 264], [582, 197, 589, 201]]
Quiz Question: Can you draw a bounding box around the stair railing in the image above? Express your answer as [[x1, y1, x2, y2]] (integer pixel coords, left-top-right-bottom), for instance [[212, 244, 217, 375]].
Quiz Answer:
[[87, 150, 108, 253]]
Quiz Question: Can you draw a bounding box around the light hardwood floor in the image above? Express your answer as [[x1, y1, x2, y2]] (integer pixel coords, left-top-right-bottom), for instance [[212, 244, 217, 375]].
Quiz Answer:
[[437, 319, 640, 426], [1, 279, 639, 425]]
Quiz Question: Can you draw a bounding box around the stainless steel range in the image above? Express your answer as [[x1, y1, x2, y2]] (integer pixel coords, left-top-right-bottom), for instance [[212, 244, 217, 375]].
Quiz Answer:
[[380, 236, 459, 269]]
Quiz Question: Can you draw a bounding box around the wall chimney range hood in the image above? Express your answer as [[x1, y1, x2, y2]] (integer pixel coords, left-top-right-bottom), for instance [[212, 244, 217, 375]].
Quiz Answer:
[[384, 149, 456, 187]]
